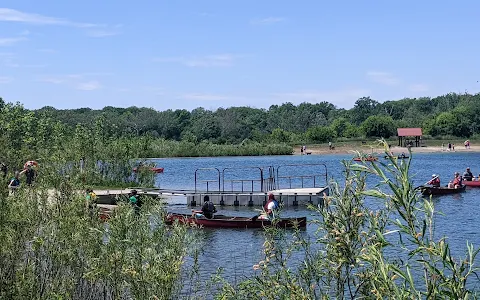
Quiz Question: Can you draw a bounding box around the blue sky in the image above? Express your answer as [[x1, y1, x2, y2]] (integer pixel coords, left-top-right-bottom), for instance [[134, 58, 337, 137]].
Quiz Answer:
[[1, 1, 479, 111]]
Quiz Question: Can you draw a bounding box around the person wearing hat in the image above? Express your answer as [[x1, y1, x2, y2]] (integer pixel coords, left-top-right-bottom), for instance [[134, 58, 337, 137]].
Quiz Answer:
[[264, 193, 280, 219], [427, 174, 440, 187], [452, 172, 462, 188], [463, 167, 473, 181]]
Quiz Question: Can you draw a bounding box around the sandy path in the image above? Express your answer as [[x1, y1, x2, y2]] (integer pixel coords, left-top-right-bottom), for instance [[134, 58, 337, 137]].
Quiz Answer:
[[294, 145, 480, 156]]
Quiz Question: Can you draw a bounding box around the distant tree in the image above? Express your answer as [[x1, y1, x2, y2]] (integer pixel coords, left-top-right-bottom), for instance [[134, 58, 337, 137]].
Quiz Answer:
[[270, 128, 291, 143], [361, 115, 395, 138], [351, 97, 380, 124], [330, 117, 350, 138], [432, 112, 459, 136], [306, 126, 336, 143]]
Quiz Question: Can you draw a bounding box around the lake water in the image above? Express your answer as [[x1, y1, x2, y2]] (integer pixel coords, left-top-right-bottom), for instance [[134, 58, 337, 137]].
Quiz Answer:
[[150, 152, 480, 286]]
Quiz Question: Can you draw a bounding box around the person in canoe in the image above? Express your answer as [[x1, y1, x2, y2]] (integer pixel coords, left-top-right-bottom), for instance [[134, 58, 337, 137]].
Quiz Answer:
[[427, 174, 440, 187], [452, 172, 463, 188], [192, 195, 217, 219], [463, 167, 474, 181], [264, 193, 280, 219], [400, 152, 406, 158]]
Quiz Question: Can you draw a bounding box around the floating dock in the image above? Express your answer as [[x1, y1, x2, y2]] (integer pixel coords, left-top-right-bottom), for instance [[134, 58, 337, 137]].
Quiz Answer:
[[91, 163, 330, 207]]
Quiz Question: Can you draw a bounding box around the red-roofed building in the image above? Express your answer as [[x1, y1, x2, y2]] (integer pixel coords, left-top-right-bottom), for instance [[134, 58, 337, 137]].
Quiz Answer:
[[397, 128, 423, 147]]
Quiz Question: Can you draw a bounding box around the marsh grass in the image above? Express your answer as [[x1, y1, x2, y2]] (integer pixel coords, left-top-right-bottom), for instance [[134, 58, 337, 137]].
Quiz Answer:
[[0, 176, 197, 300]]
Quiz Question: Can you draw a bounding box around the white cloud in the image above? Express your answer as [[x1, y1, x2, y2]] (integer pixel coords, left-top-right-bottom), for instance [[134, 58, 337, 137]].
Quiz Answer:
[[180, 93, 240, 101], [0, 37, 27, 46], [250, 17, 286, 25], [76, 81, 101, 91], [0, 8, 120, 37], [154, 54, 241, 67], [37, 73, 108, 90], [273, 89, 371, 108], [0, 76, 12, 83], [0, 8, 96, 27], [86, 24, 122, 38], [408, 84, 429, 92], [366, 71, 400, 86]]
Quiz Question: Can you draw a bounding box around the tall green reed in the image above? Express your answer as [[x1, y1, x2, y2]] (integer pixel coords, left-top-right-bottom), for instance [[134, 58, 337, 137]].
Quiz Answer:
[[0, 177, 195, 299]]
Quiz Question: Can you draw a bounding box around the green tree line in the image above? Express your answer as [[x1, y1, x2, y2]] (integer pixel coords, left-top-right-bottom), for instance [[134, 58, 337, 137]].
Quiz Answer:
[[1, 91, 479, 151]]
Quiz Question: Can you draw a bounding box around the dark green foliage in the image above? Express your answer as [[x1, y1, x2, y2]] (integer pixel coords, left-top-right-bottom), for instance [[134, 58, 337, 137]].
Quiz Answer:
[[2, 91, 480, 154], [306, 126, 336, 143], [362, 115, 396, 138]]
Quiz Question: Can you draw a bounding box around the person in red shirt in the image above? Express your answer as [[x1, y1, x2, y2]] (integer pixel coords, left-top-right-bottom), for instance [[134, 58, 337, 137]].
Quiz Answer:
[[427, 174, 440, 187]]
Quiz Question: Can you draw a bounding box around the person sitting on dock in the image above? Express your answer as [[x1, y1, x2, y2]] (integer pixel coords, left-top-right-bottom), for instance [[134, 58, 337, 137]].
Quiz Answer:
[[192, 195, 217, 219], [264, 193, 279, 219], [427, 174, 440, 187], [463, 167, 474, 181], [452, 172, 462, 188]]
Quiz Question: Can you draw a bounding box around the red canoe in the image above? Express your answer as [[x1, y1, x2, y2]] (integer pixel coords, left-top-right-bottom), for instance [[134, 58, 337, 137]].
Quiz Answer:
[[133, 166, 164, 173], [165, 213, 306, 229], [463, 181, 480, 187]]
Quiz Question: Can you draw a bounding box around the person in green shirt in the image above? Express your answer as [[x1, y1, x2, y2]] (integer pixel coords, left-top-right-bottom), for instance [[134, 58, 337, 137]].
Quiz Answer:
[[129, 190, 142, 214]]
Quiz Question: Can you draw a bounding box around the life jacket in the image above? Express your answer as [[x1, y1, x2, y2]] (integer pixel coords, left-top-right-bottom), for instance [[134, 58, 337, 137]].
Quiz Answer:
[[453, 177, 461, 186]]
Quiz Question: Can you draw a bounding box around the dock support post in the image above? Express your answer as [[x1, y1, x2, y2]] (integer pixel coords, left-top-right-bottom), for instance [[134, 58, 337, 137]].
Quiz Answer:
[[234, 194, 239, 206], [263, 193, 267, 207], [293, 193, 298, 206], [308, 193, 313, 205], [317, 192, 324, 209], [190, 194, 197, 207], [248, 193, 253, 207], [220, 194, 225, 206], [279, 193, 283, 205]]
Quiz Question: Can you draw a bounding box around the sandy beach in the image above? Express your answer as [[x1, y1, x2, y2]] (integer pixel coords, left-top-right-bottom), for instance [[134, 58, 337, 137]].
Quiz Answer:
[[294, 145, 480, 156]]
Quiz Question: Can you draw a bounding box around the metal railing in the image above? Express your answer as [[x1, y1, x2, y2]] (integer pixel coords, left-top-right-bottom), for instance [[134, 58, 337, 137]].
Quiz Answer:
[[194, 168, 221, 192], [276, 163, 328, 189], [222, 166, 264, 193]]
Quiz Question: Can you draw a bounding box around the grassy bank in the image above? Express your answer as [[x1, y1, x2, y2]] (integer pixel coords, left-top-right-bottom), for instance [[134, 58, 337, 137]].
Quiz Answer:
[[143, 139, 294, 157]]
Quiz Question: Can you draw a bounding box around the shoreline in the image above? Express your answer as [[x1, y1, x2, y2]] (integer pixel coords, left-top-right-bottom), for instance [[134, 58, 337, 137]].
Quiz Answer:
[[294, 145, 480, 156]]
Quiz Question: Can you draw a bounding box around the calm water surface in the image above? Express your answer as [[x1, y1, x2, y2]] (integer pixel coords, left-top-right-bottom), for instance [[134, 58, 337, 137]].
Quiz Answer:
[[149, 152, 480, 283]]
